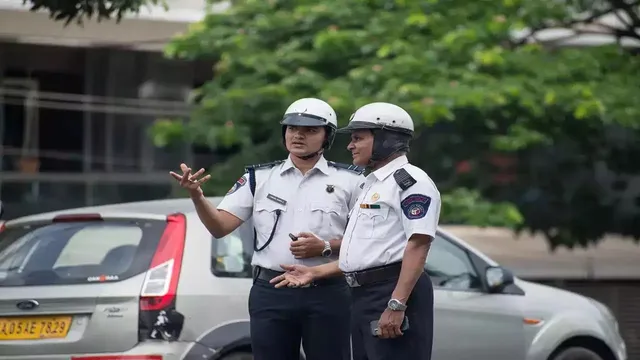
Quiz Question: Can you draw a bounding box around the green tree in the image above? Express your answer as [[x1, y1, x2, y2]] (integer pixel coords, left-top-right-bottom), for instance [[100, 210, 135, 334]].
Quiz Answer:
[[159, 0, 640, 249], [36, 0, 640, 248], [23, 0, 166, 24]]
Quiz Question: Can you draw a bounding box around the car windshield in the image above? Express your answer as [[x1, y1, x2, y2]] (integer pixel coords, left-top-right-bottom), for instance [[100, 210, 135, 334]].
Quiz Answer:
[[0, 220, 165, 286]]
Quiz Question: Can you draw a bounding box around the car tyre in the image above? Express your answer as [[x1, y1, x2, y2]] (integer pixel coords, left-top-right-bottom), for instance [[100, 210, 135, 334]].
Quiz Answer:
[[552, 347, 604, 360], [222, 352, 253, 360]]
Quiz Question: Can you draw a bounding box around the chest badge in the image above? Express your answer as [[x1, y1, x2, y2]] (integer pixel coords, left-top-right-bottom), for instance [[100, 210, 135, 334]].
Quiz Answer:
[[326, 184, 335, 193], [371, 192, 380, 202]]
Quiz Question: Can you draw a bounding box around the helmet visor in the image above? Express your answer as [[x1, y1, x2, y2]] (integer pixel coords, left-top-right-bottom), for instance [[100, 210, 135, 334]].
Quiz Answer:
[[336, 120, 381, 133], [337, 120, 413, 135], [280, 113, 332, 128]]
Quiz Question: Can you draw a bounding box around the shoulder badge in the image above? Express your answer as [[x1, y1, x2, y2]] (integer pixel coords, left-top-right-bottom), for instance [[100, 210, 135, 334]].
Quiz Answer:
[[226, 175, 247, 195], [328, 161, 365, 175], [393, 168, 416, 190], [401, 194, 431, 220], [244, 160, 285, 173]]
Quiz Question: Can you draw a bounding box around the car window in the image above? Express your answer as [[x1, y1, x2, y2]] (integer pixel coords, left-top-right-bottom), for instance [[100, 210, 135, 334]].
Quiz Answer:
[[210, 221, 254, 278], [54, 226, 142, 267], [426, 234, 482, 290], [0, 220, 165, 286]]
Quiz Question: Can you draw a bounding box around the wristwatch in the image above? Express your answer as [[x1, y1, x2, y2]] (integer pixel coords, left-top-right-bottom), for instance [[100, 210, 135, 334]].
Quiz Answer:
[[321, 241, 332, 257], [387, 299, 407, 311]]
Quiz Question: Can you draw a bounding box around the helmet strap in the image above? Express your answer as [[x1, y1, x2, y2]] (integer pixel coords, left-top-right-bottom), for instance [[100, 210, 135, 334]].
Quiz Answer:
[[282, 125, 332, 160], [367, 129, 411, 170], [294, 148, 324, 161]]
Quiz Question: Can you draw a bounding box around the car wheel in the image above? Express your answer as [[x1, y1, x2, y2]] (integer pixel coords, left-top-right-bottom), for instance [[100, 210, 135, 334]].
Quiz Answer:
[[222, 352, 253, 360], [552, 347, 604, 360]]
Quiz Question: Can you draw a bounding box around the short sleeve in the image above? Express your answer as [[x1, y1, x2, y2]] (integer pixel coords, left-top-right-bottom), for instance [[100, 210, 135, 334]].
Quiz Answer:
[[399, 179, 441, 240], [217, 172, 254, 222], [348, 174, 367, 210]]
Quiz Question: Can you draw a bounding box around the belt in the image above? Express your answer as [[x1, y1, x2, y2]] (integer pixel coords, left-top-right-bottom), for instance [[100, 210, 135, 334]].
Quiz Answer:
[[344, 262, 402, 288], [254, 266, 346, 288]]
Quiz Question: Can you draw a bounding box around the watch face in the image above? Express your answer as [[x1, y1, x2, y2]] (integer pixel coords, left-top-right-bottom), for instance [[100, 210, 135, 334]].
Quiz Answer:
[[322, 249, 332, 257], [388, 299, 404, 310]]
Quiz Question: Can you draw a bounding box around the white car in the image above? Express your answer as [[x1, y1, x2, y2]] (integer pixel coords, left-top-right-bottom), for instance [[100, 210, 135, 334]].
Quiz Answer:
[[0, 198, 626, 360]]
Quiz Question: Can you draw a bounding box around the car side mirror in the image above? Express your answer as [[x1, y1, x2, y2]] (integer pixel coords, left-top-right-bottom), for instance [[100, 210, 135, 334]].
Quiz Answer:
[[485, 266, 515, 293], [0, 200, 4, 219]]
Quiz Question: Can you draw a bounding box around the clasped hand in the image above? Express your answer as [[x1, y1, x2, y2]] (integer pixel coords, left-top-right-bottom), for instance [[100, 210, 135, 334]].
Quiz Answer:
[[289, 232, 324, 259], [375, 308, 406, 339]]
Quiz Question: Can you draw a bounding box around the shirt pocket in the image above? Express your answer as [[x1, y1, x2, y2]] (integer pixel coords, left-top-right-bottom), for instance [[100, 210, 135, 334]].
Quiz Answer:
[[254, 200, 286, 236], [356, 205, 391, 239], [309, 202, 344, 234]]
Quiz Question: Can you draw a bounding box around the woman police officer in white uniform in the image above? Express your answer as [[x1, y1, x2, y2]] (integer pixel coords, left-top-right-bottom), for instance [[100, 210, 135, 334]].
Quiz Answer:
[[270, 102, 441, 360], [170, 98, 364, 360]]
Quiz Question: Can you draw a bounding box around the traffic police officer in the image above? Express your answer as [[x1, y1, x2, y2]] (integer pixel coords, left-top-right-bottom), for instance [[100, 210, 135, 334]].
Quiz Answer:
[[170, 98, 365, 360], [270, 102, 441, 360]]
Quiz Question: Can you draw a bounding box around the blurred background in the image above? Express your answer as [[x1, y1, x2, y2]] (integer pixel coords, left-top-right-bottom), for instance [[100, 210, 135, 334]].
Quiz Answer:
[[0, 0, 639, 357]]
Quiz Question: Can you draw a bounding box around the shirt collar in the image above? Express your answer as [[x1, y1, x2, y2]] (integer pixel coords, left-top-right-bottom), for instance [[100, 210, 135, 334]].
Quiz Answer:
[[280, 154, 330, 175], [371, 155, 409, 181]]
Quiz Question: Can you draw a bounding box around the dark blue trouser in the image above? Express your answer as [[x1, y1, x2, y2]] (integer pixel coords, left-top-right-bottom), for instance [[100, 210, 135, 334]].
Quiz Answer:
[[248, 278, 351, 360], [350, 272, 434, 360]]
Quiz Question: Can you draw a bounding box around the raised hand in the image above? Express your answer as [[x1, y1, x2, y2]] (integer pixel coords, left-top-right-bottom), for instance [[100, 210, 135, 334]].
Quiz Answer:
[[169, 163, 211, 198]]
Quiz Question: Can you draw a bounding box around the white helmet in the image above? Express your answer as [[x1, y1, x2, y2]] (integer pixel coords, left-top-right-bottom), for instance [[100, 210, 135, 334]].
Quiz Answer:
[[281, 98, 338, 128], [280, 98, 338, 151], [338, 102, 414, 163], [338, 102, 414, 134]]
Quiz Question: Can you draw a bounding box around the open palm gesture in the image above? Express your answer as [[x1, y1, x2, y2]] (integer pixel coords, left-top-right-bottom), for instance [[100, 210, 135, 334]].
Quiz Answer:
[[169, 163, 211, 197], [270, 264, 315, 288]]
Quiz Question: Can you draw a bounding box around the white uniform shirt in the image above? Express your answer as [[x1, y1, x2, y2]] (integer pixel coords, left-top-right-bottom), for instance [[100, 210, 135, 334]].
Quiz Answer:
[[338, 155, 441, 273], [218, 155, 365, 271]]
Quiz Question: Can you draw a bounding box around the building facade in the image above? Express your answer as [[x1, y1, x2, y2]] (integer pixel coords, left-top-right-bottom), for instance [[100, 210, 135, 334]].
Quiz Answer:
[[0, 0, 222, 218]]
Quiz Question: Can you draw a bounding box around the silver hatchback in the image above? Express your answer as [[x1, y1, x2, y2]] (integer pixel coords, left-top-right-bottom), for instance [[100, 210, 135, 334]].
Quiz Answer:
[[0, 198, 627, 360]]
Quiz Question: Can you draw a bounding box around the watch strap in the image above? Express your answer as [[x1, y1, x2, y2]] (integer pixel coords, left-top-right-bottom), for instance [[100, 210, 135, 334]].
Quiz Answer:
[[322, 240, 332, 257], [388, 299, 407, 311]]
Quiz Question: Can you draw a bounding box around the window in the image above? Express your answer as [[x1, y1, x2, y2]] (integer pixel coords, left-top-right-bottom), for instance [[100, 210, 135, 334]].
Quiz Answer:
[[54, 226, 142, 267], [0, 220, 164, 286], [425, 234, 482, 290], [211, 221, 255, 278]]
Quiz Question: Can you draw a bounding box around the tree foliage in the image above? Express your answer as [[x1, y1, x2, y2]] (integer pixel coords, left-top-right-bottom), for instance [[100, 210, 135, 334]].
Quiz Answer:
[[157, 0, 640, 249], [23, 0, 167, 24], [33, 0, 638, 248], [158, 0, 640, 249]]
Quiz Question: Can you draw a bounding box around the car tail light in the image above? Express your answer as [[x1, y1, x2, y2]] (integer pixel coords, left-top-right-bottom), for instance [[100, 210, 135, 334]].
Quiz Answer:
[[53, 214, 103, 223], [140, 213, 186, 310], [0, 222, 5, 233], [138, 213, 186, 340]]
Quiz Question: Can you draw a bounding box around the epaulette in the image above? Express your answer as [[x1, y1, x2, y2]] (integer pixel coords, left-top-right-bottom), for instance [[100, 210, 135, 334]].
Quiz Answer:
[[244, 160, 285, 172], [393, 168, 416, 190], [328, 161, 365, 175]]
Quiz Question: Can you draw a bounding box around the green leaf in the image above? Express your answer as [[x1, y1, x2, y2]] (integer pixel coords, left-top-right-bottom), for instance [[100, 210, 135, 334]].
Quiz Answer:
[[151, 0, 640, 248]]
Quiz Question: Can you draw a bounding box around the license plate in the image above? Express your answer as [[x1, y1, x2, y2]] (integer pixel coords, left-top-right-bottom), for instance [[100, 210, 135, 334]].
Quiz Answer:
[[0, 316, 72, 340]]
